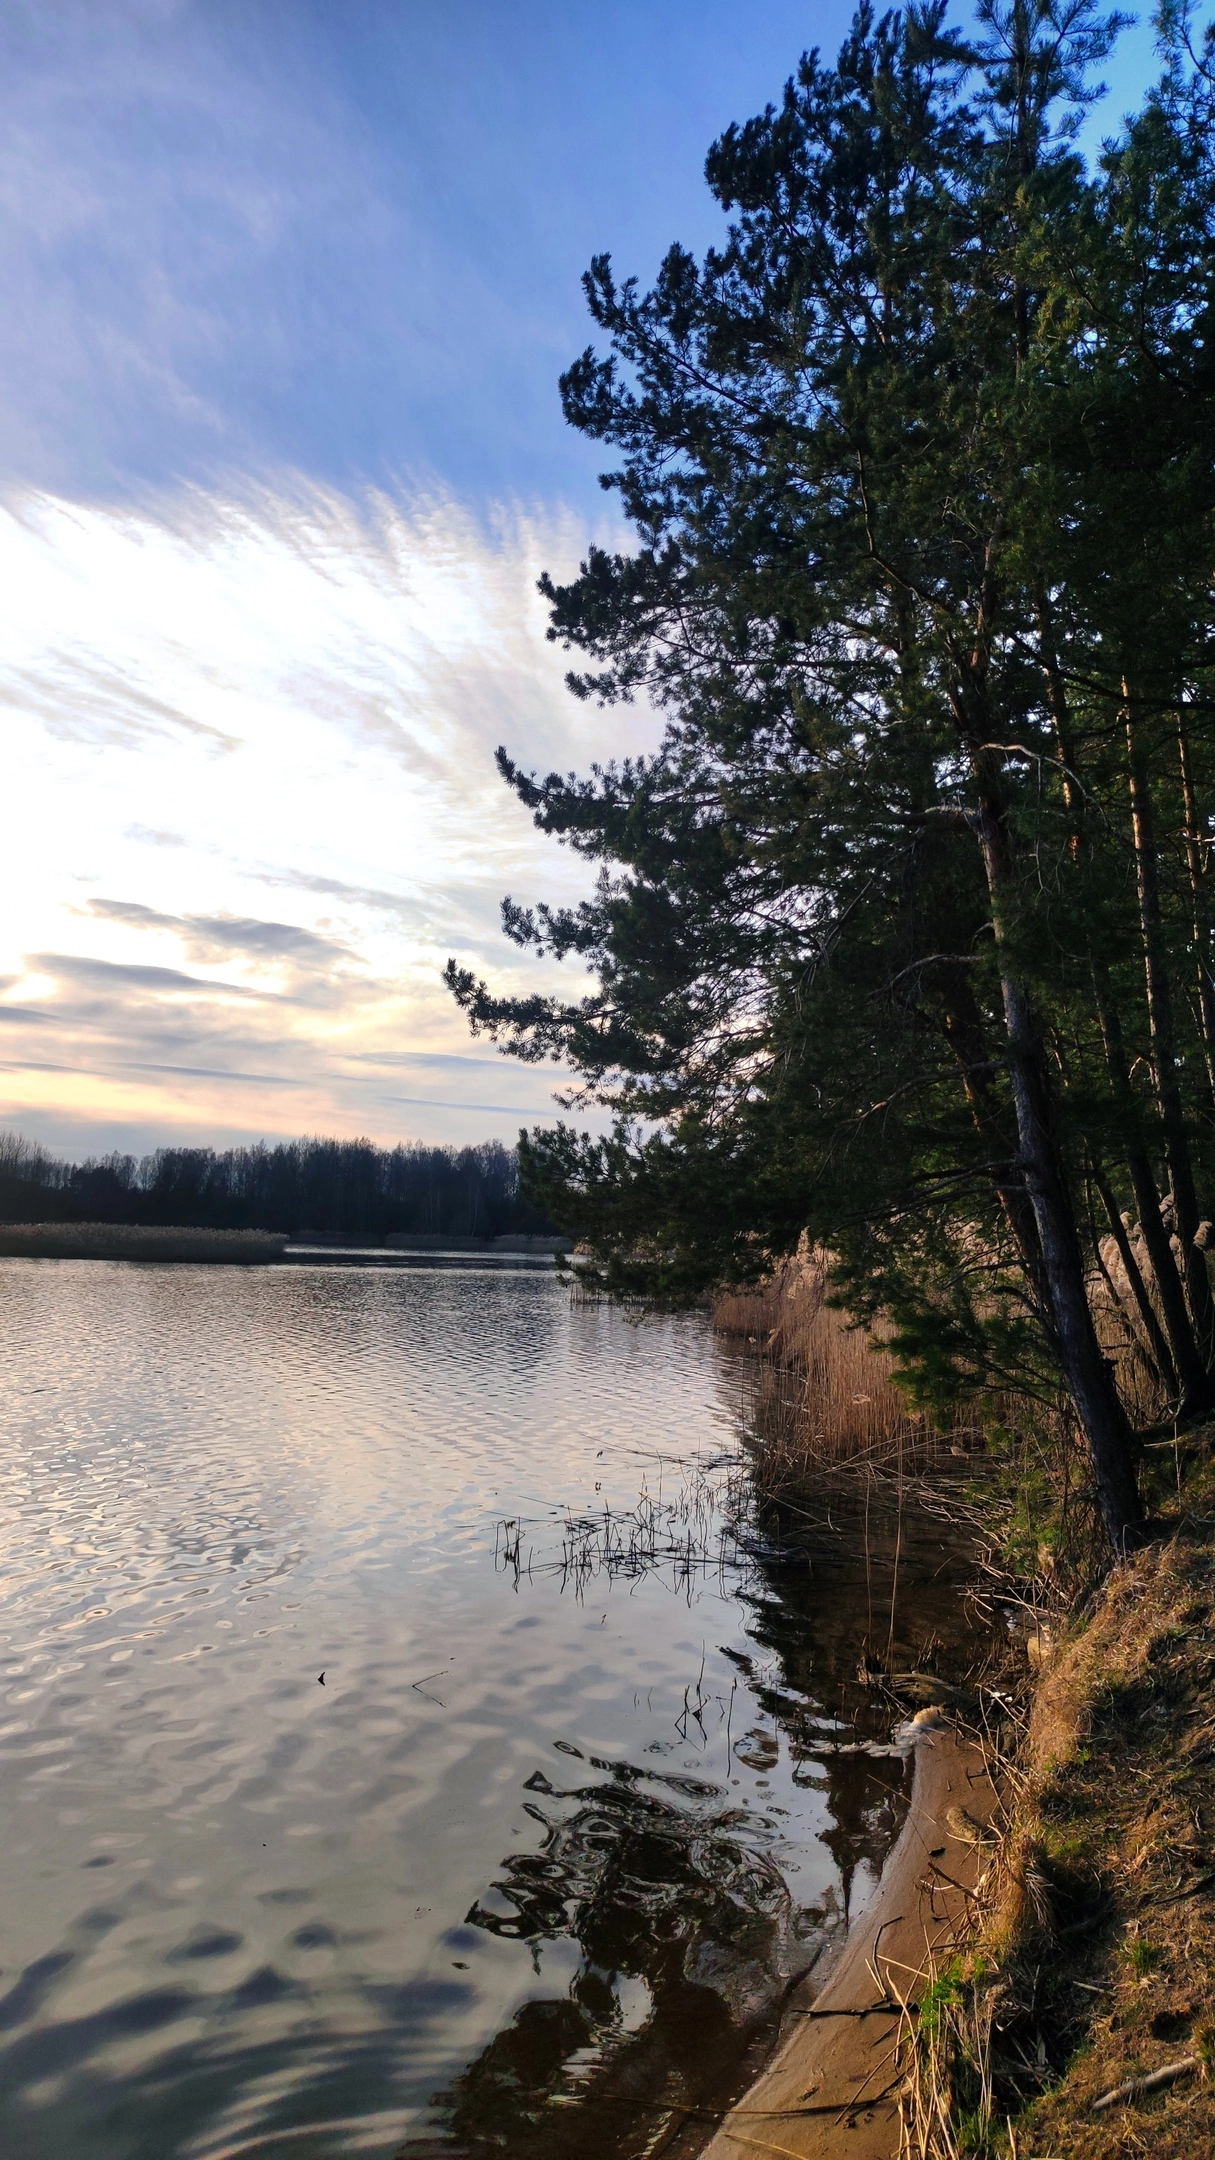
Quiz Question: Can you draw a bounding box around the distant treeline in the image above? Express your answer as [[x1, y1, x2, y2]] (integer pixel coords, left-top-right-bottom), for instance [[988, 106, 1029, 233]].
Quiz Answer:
[[0, 1130, 552, 1241]]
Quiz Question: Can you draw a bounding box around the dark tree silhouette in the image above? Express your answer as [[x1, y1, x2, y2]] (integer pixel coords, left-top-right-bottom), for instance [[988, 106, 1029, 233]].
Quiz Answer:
[[0, 1130, 552, 1242]]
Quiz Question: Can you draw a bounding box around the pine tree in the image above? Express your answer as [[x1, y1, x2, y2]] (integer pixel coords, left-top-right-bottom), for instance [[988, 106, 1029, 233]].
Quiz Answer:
[[447, 0, 1215, 1551]]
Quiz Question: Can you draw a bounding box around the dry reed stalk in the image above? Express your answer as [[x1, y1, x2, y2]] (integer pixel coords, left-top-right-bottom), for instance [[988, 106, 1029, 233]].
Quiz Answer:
[[896, 1950, 997, 2160]]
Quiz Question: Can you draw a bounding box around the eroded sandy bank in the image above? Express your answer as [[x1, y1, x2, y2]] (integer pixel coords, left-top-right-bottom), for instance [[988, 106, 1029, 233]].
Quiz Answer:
[[702, 1715, 999, 2160]]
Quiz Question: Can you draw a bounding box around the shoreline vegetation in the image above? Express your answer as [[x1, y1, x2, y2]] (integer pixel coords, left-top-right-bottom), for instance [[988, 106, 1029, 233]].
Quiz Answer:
[[711, 1248, 951, 1474], [0, 1221, 571, 1263], [0, 1129, 556, 1245], [706, 1266, 1215, 2157], [0, 1223, 291, 1263]]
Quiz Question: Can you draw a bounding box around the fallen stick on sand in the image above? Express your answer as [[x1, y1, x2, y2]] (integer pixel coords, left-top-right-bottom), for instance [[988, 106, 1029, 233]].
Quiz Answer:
[[1091, 2056, 1200, 2112]]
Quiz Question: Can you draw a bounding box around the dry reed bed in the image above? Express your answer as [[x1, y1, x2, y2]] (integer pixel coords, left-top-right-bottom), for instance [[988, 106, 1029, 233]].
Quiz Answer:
[[0, 1222, 289, 1263], [712, 1251, 941, 1471], [713, 1229, 1187, 1488]]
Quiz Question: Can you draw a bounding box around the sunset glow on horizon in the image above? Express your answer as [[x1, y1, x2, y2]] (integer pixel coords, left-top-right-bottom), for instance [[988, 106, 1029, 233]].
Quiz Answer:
[[0, 481, 647, 1155]]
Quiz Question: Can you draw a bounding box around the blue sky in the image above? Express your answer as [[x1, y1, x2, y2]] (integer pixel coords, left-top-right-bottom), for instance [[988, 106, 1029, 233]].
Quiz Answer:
[[0, 0, 1169, 1156], [0, 0, 835, 506]]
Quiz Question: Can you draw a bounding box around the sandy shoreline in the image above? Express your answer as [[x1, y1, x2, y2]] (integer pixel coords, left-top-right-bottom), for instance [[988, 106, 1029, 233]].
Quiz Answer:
[[701, 1715, 998, 2160]]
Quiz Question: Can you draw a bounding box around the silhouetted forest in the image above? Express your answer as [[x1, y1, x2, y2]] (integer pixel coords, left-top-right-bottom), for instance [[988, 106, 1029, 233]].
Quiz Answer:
[[0, 1130, 551, 1240]]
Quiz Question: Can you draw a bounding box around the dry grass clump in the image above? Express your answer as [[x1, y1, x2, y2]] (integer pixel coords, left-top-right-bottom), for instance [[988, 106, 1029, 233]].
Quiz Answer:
[[0, 1222, 288, 1263], [712, 1248, 940, 1469]]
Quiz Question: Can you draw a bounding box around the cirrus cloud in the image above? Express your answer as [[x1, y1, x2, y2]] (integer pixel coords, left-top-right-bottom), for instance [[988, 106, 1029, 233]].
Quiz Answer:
[[0, 479, 654, 1154]]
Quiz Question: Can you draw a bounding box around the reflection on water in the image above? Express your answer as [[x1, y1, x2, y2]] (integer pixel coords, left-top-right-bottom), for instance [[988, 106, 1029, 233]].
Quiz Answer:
[[0, 1262, 976, 2159]]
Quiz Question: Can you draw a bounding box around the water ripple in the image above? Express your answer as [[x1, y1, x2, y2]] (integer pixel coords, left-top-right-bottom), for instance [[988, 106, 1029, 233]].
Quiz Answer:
[[0, 1260, 939, 2158]]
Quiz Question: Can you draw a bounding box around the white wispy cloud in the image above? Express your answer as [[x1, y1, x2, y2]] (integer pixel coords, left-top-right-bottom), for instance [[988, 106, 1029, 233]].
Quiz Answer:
[[0, 480, 652, 1154]]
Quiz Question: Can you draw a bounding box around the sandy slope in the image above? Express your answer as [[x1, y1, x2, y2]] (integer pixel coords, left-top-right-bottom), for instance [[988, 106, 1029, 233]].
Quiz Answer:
[[702, 1715, 999, 2160]]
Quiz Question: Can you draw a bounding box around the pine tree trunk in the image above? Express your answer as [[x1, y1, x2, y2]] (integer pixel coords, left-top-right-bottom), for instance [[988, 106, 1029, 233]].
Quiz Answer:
[[1089, 1154, 1180, 1398], [1125, 695, 1215, 1364], [935, 964, 1058, 1338], [961, 745, 1143, 1548], [1095, 983, 1214, 1414], [1034, 616, 1210, 1408], [1177, 709, 1215, 1109], [997, 967, 1143, 1546]]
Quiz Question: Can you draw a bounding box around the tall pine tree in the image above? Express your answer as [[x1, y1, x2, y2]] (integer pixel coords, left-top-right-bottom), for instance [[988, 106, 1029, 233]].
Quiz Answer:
[[447, 0, 1215, 1551]]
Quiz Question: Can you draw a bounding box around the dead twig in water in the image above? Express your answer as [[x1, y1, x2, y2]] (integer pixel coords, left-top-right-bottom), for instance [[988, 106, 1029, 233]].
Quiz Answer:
[[410, 1669, 448, 1706]]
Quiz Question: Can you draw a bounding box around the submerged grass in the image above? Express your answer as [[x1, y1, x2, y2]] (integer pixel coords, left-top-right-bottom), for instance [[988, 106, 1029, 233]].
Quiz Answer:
[[494, 1452, 745, 1604]]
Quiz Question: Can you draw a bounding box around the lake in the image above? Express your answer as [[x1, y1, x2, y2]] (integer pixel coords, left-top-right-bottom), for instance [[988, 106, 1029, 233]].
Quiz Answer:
[[0, 1260, 974, 2159]]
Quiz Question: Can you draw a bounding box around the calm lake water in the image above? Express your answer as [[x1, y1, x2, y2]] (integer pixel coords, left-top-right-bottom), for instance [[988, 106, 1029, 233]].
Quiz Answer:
[[0, 1261, 973, 2160]]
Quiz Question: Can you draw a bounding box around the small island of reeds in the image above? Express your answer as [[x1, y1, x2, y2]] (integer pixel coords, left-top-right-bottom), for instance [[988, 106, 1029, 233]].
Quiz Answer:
[[0, 1223, 289, 1263]]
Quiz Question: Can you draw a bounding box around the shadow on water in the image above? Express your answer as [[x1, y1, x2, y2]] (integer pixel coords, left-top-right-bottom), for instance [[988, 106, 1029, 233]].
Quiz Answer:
[[405, 1478, 984, 2160], [0, 1974, 459, 2160]]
